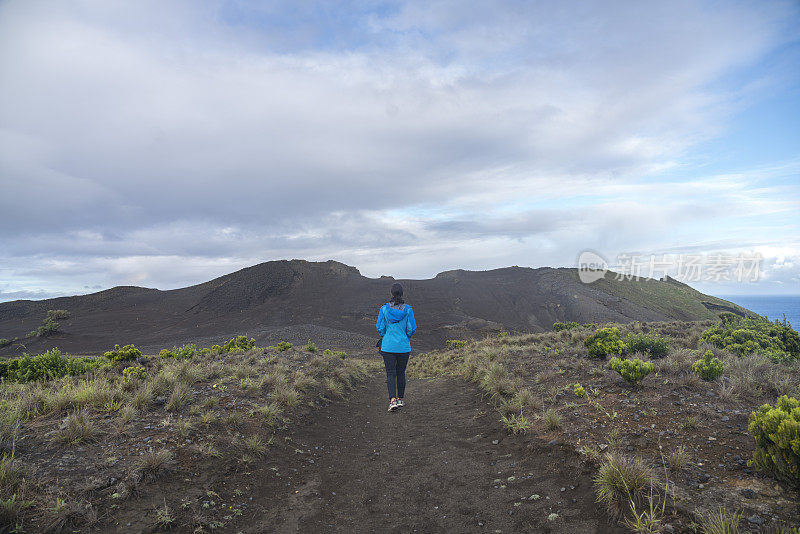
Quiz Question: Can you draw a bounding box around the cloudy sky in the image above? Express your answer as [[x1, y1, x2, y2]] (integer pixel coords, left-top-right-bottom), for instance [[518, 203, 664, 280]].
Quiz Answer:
[[1, 0, 798, 301]]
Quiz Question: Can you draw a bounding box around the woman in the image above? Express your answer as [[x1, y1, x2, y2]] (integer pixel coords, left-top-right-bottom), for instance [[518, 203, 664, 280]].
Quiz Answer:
[[376, 283, 417, 412]]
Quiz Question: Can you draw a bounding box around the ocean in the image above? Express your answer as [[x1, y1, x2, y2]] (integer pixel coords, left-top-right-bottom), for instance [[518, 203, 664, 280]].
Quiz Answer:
[[718, 295, 800, 329]]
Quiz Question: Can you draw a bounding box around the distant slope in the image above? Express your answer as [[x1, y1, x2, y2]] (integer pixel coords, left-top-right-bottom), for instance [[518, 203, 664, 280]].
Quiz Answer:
[[0, 260, 755, 356]]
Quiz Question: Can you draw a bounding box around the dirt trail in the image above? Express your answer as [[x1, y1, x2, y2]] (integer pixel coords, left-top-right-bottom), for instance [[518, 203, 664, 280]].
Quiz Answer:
[[245, 375, 624, 533]]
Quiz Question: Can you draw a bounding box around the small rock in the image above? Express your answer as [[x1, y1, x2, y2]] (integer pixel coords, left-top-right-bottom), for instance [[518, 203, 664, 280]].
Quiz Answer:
[[747, 515, 765, 525], [741, 488, 755, 499], [546, 439, 559, 447], [492, 440, 499, 445]]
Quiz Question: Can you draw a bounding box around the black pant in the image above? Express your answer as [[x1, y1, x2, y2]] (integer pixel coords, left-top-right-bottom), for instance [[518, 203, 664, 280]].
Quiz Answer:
[[381, 351, 410, 399]]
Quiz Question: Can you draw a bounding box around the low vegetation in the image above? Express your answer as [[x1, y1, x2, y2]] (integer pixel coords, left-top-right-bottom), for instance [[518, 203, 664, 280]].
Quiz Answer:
[[408, 316, 800, 531], [702, 314, 800, 362], [584, 327, 626, 359], [748, 394, 800, 484], [607, 357, 653, 386], [692, 350, 724, 381], [0, 336, 368, 531], [104, 344, 142, 363], [624, 334, 669, 358], [0, 348, 109, 383]]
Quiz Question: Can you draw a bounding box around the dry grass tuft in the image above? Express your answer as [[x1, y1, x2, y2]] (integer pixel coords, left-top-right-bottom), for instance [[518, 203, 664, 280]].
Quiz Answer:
[[53, 409, 101, 445]]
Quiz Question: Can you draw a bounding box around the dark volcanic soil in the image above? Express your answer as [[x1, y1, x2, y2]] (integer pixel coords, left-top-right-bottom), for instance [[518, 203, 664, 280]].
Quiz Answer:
[[103, 375, 624, 533], [249, 377, 624, 534]]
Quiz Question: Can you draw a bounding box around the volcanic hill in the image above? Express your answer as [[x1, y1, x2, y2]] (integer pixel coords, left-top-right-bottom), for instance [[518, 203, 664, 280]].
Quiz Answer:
[[0, 260, 753, 356]]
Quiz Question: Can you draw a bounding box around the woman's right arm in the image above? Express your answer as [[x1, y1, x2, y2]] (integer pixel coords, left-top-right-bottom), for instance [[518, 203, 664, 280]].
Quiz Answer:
[[406, 307, 417, 338]]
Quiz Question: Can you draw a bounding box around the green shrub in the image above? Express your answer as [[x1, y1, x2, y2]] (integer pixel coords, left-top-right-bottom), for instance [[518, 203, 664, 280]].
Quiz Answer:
[[701, 316, 800, 362], [211, 344, 222, 353], [223, 336, 256, 353], [122, 365, 147, 382], [159, 349, 173, 359], [276, 341, 293, 352], [171, 343, 197, 360], [497, 331, 509, 338], [692, 351, 724, 381], [26, 331, 36, 338], [446, 340, 467, 349], [36, 319, 60, 337], [305, 340, 318, 353], [748, 395, 800, 484], [0, 339, 10, 348], [624, 335, 669, 358], [608, 357, 653, 386], [103, 344, 142, 363], [46, 310, 70, 321], [574, 383, 586, 398], [585, 327, 627, 359], [553, 321, 579, 332], [0, 349, 107, 383]]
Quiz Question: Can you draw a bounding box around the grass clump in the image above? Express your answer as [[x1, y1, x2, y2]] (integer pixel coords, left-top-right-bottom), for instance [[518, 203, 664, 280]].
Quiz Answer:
[[446, 340, 467, 349], [104, 344, 142, 363], [137, 450, 173, 479], [608, 357, 653, 386], [748, 394, 800, 484], [543, 408, 562, 430], [0, 339, 12, 348], [165, 383, 192, 412], [155, 499, 175, 529], [53, 409, 100, 444], [585, 327, 627, 359], [698, 507, 741, 534], [692, 351, 724, 381], [322, 349, 347, 359], [624, 335, 669, 358], [242, 434, 271, 456], [594, 453, 657, 520], [701, 315, 800, 362], [305, 340, 318, 353], [500, 412, 532, 434], [668, 445, 689, 471], [553, 321, 579, 331]]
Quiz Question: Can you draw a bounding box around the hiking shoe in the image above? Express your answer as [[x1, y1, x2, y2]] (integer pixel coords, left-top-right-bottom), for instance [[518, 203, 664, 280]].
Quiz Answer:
[[396, 398, 405, 407], [388, 399, 399, 412]]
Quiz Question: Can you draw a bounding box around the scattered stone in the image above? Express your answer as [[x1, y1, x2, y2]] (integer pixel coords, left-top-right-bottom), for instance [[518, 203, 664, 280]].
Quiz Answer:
[[747, 514, 765, 526], [741, 489, 755, 499]]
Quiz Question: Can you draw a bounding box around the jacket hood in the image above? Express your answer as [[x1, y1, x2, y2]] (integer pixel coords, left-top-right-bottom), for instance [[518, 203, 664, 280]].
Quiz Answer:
[[385, 303, 408, 323]]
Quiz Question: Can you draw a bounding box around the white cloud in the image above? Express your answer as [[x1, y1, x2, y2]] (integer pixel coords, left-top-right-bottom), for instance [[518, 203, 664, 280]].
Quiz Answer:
[[0, 0, 798, 298]]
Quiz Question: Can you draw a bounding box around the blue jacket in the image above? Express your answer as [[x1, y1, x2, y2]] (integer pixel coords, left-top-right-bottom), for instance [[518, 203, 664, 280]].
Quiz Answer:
[[376, 302, 416, 353]]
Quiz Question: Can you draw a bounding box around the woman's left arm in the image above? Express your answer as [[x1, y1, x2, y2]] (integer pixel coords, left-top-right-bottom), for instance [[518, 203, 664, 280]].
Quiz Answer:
[[376, 305, 387, 336]]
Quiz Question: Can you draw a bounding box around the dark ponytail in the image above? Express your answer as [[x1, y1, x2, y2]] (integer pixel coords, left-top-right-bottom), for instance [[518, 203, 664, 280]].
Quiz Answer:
[[390, 283, 404, 305]]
